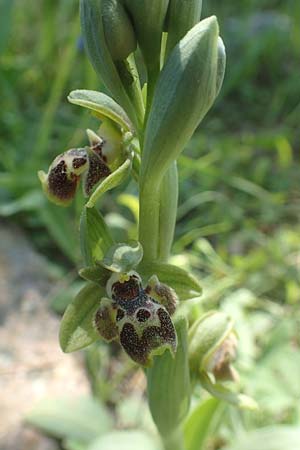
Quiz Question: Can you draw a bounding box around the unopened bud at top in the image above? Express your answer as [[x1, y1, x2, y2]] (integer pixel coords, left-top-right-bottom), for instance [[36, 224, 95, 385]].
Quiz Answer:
[[102, 0, 137, 61], [124, 0, 169, 71]]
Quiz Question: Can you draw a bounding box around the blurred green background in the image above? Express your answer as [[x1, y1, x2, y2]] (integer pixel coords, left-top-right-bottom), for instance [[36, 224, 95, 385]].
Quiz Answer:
[[1, 0, 300, 449]]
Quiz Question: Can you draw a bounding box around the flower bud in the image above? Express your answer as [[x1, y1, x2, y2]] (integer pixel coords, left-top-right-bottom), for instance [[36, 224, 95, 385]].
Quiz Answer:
[[188, 311, 237, 381], [38, 148, 88, 206], [141, 16, 225, 186], [165, 0, 202, 57], [80, 0, 138, 128], [124, 0, 169, 71], [216, 37, 226, 97], [102, 0, 137, 61], [188, 311, 258, 410]]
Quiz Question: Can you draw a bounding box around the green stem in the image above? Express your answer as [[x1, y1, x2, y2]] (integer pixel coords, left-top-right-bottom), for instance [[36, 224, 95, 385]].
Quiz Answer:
[[158, 162, 178, 261], [116, 58, 144, 134], [139, 179, 160, 261], [163, 429, 185, 450], [145, 61, 160, 124], [139, 162, 178, 262]]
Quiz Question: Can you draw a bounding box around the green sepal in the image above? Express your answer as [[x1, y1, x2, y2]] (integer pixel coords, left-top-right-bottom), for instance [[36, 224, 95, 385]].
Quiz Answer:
[[80, 206, 115, 266], [216, 37, 226, 96], [68, 90, 133, 132], [157, 161, 178, 261], [165, 0, 202, 57], [86, 154, 133, 208], [147, 316, 191, 437], [139, 261, 202, 301], [101, 241, 143, 273], [79, 264, 111, 286], [198, 372, 258, 411], [80, 0, 138, 128], [59, 282, 105, 353], [141, 16, 223, 185]]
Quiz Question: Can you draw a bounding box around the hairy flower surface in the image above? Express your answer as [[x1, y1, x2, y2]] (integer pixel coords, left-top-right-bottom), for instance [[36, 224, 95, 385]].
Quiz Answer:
[[94, 271, 178, 366]]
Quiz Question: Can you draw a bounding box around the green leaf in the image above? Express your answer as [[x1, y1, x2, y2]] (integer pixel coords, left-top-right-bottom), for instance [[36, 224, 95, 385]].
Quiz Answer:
[[86, 155, 132, 208], [139, 261, 202, 300], [80, 207, 114, 266], [147, 317, 191, 437], [184, 398, 220, 450], [59, 282, 104, 353], [68, 90, 133, 132], [224, 427, 300, 450], [26, 396, 112, 443], [141, 17, 224, 185], [88, 431, 161, 450], [101, 241, 143, 273]]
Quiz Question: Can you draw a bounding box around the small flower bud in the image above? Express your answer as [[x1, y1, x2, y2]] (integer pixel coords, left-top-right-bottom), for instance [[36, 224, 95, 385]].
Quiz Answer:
[[141, 16, 225, 186], [188, 311, 237, 381], [206, 332, 239, 382]]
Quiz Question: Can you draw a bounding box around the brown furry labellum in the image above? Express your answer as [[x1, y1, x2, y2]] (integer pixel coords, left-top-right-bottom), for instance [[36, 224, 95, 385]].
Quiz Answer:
[[94, 271, 178, 366], [39, 144, 112, 206]]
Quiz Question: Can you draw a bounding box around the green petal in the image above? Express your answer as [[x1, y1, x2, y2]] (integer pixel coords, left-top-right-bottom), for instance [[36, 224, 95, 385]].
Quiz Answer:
[[86, 155, 132, 208]]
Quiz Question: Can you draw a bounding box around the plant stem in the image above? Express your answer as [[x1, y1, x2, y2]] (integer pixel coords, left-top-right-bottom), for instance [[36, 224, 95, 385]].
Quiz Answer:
[[163, 428, 185, 450], [139, 179, 160, 262], [145, 62, 160, 124], [158, 162, 178, 261]]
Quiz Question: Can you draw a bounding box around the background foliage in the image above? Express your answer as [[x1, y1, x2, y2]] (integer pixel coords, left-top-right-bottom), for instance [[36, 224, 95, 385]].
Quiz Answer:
[[1, 0, 300, 449]]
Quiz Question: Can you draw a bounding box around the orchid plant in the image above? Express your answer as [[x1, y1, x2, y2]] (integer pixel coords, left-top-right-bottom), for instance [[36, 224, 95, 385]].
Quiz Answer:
[[39, 1, 256, 449]]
